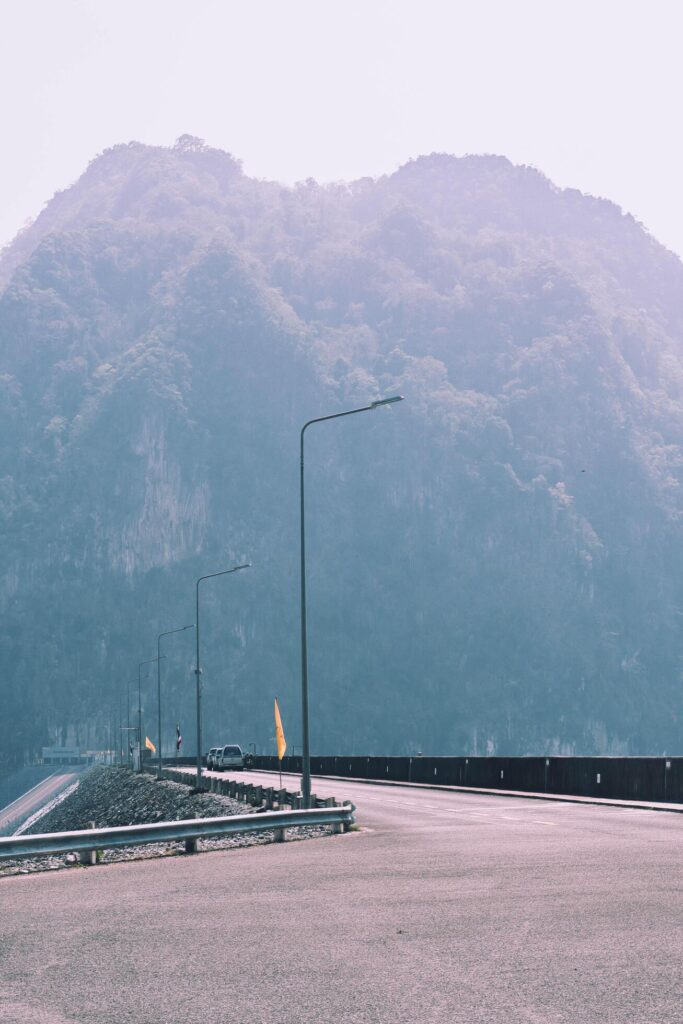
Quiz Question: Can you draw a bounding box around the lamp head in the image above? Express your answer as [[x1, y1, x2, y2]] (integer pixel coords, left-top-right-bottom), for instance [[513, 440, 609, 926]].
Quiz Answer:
[[371, 395, 404, 409]]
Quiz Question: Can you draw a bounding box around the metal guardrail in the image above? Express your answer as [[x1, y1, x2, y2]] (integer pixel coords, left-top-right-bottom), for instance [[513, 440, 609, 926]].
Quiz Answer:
[[0, 804, 355, 861], [157, 766, 340, 812]]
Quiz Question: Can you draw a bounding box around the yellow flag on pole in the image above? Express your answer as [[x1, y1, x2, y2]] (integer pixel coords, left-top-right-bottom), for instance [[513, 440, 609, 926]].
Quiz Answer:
[[274, 698, 286, 761], [145, 736, 156, 753]]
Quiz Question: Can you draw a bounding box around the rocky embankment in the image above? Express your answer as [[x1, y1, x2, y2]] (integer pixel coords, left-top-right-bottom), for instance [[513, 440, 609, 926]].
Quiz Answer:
[[25, 766, 245, 831], [0, 766, 328, 877]]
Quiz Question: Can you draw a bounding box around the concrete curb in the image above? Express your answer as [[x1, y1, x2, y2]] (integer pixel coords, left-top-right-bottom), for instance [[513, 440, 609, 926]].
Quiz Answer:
[[244, 768, 683, 815]]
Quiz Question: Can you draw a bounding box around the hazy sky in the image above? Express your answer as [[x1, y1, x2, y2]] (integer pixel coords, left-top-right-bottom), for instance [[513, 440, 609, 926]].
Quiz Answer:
[[2, 0, 683, 256]]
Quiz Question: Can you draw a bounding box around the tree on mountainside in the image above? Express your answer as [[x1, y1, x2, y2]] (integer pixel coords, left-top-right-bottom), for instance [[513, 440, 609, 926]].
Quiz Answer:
[[173, 134, 207, 152]]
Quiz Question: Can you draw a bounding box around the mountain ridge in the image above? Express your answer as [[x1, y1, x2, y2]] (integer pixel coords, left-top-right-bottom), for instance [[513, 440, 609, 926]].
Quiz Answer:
[[1, 138, 682, 765]]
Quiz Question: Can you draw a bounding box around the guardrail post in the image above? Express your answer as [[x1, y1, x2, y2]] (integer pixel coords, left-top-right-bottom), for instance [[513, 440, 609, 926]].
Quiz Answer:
[[343, 802, 355, 832], [79, 821, 97, 865], [263, 787, 274, 809], [324, 795, 342, 831], [185, 812, 197, 854], [252, 785, 263, 807], [274, 826, 287, 843]]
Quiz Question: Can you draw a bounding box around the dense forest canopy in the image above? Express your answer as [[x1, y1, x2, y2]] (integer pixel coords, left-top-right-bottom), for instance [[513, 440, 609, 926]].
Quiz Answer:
[[1, 136, 682, 766]]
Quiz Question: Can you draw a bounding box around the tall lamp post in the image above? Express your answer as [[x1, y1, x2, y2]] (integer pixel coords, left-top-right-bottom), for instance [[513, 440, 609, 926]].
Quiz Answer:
[[138, 657, 163, 773], [118, 688, 123, 764], [300, 395, 404, 807], [157, 624, 195, 778], [126, 679, 134, 767], [195, 563, 251, 787]]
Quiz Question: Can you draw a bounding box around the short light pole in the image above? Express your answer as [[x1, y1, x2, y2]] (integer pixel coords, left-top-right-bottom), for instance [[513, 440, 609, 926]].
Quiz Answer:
[[138, 657, 163, 773], [121, 726, 137, 768], [300, 395, 404, 807], [195, 564, 251, 788], [157, 624, 195, 778]]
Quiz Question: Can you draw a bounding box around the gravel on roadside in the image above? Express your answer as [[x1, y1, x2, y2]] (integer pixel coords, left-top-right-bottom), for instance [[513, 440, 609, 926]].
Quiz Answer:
[[0, 766, 329, 878]]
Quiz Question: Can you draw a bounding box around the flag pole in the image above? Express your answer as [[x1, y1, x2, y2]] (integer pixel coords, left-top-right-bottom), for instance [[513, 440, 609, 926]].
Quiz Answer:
[[274, 696, 286, 791]]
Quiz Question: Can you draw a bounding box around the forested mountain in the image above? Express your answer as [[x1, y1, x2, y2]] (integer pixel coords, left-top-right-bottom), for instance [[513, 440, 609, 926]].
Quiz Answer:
[[1, 135, 683, 765]]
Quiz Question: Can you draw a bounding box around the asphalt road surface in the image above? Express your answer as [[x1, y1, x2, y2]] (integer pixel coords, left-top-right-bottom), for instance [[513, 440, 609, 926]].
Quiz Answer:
[[0, 769, 680, 1024], [0, 769, 81, 834]]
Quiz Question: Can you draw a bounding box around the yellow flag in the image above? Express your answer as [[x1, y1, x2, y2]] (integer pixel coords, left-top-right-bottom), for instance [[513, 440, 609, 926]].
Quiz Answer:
[[274, 698, 286, 761], [145, 736, 156, 753]]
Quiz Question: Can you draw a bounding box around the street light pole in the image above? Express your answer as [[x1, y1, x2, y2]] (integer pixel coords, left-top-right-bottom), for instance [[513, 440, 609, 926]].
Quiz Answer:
[[195, 563, 251, 788], [157, 624, 195, 778], [126, 679, 133, 767], [138, 657, 163, 773], [300, 395, 404, 807], [118, 688, 123, 764]]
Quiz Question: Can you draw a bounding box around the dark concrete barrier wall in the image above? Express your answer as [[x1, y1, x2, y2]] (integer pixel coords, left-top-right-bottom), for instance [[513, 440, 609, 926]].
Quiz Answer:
[[157, 757, 203, 768], [250, 755, 683, 803]]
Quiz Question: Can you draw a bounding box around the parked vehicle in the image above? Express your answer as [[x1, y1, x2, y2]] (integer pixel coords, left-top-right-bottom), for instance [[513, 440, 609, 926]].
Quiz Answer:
[[215, 744, 245, 771], [206, 747, 219, 770]]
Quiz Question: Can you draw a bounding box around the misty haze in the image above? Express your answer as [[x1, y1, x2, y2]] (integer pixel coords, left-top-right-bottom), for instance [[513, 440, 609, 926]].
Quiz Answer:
[[1, 5, 682, 1022], [1, 136, 682, 764]]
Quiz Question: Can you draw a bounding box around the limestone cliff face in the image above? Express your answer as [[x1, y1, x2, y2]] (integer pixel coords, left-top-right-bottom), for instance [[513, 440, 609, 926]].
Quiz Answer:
[[112, 418, 210, 575], [1, 140, 682, 765]]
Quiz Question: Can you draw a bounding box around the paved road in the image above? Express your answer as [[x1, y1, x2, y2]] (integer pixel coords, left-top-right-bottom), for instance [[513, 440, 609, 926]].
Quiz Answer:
[[0, 770, 81, 834], [0, 770, 680, 1023]]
